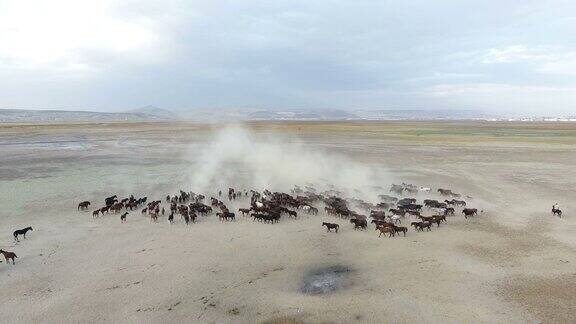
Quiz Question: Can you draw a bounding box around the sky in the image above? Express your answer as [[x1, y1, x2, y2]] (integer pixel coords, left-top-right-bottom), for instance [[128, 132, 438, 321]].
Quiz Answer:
[[0, 0, 575, 116]]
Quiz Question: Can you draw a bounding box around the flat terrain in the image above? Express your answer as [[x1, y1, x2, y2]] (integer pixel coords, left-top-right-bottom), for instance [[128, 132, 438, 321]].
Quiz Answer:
[[1, 121, 575, 323]]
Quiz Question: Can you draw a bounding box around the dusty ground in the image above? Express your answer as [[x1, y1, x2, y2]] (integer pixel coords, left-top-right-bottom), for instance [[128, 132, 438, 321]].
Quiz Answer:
[[0, 121, 575, 323]]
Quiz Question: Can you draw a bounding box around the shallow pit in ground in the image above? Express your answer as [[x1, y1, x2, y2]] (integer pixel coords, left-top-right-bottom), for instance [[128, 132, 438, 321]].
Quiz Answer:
[[301, 265, 352, 295]]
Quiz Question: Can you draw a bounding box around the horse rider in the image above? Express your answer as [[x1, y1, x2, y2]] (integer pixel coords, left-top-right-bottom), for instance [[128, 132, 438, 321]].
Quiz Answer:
[[552, 203, 560, 213]]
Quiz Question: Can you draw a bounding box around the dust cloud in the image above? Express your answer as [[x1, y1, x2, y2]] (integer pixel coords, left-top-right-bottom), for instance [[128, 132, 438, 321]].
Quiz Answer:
[[186, 125, 392, 200]]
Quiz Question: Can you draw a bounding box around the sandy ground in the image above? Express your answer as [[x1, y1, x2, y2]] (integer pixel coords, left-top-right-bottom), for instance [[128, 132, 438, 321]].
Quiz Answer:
[[0, 121, 575, 323]]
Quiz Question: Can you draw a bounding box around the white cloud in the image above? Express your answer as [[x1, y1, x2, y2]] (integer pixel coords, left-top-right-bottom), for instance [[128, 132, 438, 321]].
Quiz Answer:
[[430, 83, 576, 96], [480, 45, 554, 64], [427, 83, 576, 115], [0, 0, 575, 115], [478, 45, 576, 75], [0, 0, 160, 72]]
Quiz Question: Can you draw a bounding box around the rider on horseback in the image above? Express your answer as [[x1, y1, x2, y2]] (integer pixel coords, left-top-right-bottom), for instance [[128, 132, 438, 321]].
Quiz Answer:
[[552, 203, 560, 212]]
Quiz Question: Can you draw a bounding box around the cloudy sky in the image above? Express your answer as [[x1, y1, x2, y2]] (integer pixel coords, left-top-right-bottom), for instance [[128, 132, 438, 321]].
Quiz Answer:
[[1, 0, 575, 116]]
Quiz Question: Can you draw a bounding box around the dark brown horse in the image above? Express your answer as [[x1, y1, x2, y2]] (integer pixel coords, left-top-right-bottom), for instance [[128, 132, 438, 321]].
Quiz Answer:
[[239, 208, 251, 216], [78, 201, 90, 210], [350, 218, 367, 230], [412, 221, 431, 231], [0, 249, 17, 264], [462, 208, 478, 218], [392, 225, 408, 236], [322, 222, 339, 232]]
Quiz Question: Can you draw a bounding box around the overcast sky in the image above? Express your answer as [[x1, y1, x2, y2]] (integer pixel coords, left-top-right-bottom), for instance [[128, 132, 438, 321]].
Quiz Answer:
[[1, 0, 575, 116]]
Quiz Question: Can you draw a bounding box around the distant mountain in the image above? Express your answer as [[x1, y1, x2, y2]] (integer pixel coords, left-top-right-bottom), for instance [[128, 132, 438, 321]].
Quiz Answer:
[[124, 106, 177, 119], [0, 108, 172, 123], [0, 107, 507, 123], [247, 109, 358, 120]]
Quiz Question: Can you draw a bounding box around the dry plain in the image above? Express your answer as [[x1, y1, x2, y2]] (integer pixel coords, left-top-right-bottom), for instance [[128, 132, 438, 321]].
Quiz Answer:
[[1, 121, 575, 323]]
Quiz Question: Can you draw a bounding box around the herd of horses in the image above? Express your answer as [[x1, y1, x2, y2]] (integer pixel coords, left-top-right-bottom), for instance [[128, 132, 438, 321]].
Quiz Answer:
[[4, 180, 566, 267], [76, 183, 481, 241], [3, 181, 566, 267]]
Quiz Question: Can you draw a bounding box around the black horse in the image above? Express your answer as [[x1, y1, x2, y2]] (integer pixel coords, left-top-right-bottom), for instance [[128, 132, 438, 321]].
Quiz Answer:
[[78, 201, 90, 210], [552, 208, 562, 217], [105, 195, 118, 206], [13, 227, 33, 241]]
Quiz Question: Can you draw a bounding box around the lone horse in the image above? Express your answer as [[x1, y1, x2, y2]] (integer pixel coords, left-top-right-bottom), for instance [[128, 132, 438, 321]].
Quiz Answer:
[[13, 227, 33, 241], [78, 201, 90, 210], [552, 208, 562, 218]]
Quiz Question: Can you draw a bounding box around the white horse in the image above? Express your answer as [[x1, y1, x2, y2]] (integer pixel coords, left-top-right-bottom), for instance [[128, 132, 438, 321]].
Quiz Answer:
[[419, 187, 431, 193]]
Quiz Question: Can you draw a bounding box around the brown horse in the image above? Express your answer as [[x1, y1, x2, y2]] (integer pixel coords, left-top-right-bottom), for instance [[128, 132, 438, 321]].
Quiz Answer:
[[393, 225, 408, 237], [120, 212, 128, 223], [322, 222, 339, 232], [412, 221, 431, 231], [377, 226, 395, 238], [239, 208, 251, 216], [0, 250, 17, 265], [462, 208, 478, 218]]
